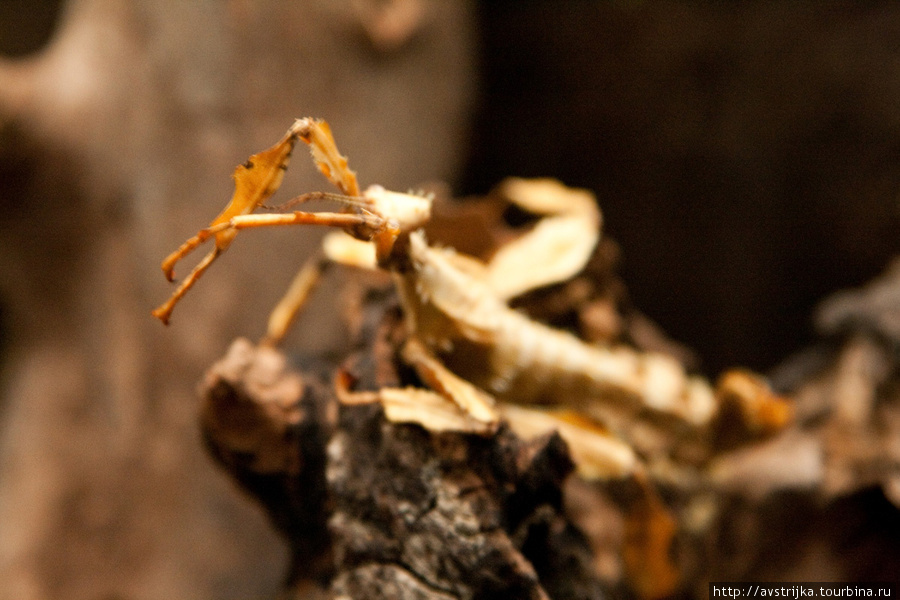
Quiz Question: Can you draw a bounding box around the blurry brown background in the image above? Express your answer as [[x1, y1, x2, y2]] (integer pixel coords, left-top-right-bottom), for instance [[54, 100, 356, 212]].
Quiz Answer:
[[0, 1, 897, 598]]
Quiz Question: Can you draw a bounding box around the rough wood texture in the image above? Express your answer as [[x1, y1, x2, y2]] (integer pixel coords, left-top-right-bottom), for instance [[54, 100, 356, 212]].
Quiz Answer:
[[198, 338, 335, 587], [201, 337, 607, 600]]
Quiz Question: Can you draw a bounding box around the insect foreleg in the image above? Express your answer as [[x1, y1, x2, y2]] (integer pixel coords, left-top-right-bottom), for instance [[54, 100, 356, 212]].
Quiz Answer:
[[153, 210, 387, 324], [220, 210, 384, 233], [152, 246, 221, 324], [291, 118, 360, 197], [160, 226, 221, 281]]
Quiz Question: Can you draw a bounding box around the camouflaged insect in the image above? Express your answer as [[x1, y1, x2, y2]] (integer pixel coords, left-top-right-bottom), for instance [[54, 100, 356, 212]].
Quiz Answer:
[[154, 118, 791, 479]]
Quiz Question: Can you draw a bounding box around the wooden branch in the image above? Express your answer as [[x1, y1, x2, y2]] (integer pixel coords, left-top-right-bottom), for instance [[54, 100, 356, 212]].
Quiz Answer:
[[199, 334, 607, 599]]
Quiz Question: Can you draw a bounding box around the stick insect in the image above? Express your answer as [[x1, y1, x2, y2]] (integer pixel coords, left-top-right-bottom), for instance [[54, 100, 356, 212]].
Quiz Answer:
[[154, 118, 789, 479]]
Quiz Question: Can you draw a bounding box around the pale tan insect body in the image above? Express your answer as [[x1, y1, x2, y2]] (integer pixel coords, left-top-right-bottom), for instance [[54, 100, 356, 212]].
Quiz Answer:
[[154, 118, 787, 480], [399, 232, 717, 426]]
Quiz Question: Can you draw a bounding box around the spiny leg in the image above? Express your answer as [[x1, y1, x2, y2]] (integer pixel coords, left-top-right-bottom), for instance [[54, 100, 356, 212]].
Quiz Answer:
[[155, 118, 371, 325], [160, 122, 305, 283], [221, 210, 386, 234], [152, 210, 387, 324], [161, 191, 370, 283], [293, 118, 360, 197]]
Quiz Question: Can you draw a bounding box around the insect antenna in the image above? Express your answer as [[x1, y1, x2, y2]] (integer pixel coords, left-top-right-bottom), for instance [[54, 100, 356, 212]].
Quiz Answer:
[[263, 191, 373, 212]]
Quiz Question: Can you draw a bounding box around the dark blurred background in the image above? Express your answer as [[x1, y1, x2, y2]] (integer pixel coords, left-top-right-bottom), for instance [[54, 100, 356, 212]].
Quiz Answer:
[[463, 2, 900, 374], [0, 1, 898, 598]]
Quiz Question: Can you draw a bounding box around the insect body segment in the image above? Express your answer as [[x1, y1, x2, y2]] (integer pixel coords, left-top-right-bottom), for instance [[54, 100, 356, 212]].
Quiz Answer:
[[398, 232, 717, 425], [154, 117, 790, 480]]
